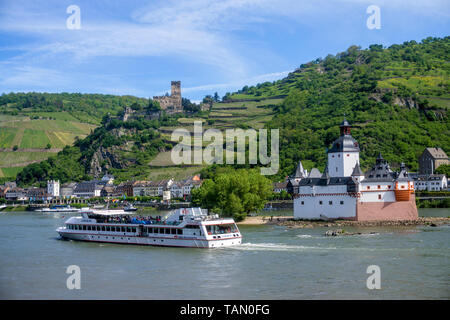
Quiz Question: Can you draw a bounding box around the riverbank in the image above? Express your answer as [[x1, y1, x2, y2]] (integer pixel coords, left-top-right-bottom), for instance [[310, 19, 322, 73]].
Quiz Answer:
[[237, 216, 450, 228]]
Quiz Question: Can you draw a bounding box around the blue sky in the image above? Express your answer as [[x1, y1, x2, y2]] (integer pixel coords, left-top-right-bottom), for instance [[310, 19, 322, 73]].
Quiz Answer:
[[0, 0, 448, 101]]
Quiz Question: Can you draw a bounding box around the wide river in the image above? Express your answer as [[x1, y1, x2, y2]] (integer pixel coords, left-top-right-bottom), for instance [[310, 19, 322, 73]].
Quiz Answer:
[[0, 209, 448, 299]]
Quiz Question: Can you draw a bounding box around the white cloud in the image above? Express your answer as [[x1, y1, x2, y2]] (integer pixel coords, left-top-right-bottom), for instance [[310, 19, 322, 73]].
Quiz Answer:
[[182, 70, 291, 94]]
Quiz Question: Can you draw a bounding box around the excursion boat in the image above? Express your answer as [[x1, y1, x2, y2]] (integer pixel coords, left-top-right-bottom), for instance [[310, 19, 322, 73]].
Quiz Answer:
[[56, 207, 242, 248], [36, 205, 81, 213], [124, 204, 138, 212]]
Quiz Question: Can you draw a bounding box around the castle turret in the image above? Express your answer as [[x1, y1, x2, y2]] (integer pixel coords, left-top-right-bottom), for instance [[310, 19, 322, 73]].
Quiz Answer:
[[327, 119, 360, 177]]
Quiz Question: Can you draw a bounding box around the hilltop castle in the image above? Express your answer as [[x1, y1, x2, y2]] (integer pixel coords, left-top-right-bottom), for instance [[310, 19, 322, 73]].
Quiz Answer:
[[153, 81, 183, 114], [293, 120, 418, 221]]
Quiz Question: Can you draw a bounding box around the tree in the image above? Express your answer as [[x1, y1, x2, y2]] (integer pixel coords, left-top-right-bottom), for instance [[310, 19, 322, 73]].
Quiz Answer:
[[191, 169, 273, 221], [213, 92, 220, 102], [435, 164, 450, 177]]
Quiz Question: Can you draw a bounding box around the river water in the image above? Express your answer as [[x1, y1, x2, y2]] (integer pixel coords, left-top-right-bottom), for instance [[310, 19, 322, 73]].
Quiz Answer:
[[0, 209, 448, 299]]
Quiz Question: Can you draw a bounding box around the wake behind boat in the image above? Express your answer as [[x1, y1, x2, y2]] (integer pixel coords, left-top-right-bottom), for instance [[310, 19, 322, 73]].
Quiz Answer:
[[56, 207, 242, 248]]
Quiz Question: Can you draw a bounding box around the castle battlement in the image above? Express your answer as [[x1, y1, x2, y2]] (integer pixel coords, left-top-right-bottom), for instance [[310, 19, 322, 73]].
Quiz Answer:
[[153, 81, 183, 114]]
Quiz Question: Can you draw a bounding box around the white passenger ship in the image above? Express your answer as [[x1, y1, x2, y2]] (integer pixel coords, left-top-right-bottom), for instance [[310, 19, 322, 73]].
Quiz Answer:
[[56, 207, 242, 248]]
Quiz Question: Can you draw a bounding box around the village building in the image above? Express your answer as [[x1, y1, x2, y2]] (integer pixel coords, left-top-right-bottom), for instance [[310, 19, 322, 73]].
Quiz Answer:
[[113, 182, 133, 197], [412, 174, 448, 191], [5, 188, 27, 201], [60, 183, 77, 198], [294, 120, 418, 221], [273, 182, 288, 193], [170, 181, 184, 199], [73, 181, 104, 198], [47, 180, 60, 198], [419, 147, 449, 174]]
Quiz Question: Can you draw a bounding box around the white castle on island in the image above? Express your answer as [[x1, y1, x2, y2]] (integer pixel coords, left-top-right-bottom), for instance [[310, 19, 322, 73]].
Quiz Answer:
[[294, 120, 418, 221]]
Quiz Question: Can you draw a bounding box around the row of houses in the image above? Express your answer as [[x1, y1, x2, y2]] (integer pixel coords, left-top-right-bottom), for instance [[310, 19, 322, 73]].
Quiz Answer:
[[0, 181, 50, 202], [0, 174, 203, 202]]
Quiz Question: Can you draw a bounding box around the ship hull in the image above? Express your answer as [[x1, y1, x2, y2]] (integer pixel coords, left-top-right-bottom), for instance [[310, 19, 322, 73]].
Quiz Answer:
[[57, 229, 241, 248]]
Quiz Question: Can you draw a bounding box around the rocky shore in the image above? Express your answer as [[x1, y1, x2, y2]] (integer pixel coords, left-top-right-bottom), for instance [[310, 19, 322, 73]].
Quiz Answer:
[[238, 216, 450, 228]]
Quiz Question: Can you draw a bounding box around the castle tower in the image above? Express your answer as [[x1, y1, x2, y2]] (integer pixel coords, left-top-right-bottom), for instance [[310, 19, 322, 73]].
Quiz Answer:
[[171, 81, 181, 97], [171, 81, 182, 111], [327, 120, 360, 177]]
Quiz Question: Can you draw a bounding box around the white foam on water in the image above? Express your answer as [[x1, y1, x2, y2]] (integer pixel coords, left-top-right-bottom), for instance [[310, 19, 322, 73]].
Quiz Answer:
[[228, 242, 417, 253], [296, 234, 313, 238], [230, 242, 336, 252]]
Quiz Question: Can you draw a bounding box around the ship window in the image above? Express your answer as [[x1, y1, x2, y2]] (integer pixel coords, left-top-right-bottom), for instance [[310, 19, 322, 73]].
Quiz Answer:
[[301, 201, 304, 205], [319, 201, 323, 205], [378, 185, 381, 189], [171, 229, 176, 235], [388, 185, 391, 189], [106, 226, 110, 232], [148, 227, 152, 233], [83, 225, 86, 231], [378, 194, 381, 200], [340, 201, 344, 205], [347, 154, 349, 157], [206, 224, 238, 235], [177, 229, 182, 235], [165, 229, 170, 234], [329, 201, 333, 205], [367, 186, 370, 190], [154, 228, 158, 234], [132, 228, 136, 233]]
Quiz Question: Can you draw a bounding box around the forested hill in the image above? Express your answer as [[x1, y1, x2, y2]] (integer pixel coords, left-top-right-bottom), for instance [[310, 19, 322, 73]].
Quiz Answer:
[[12, 36, 450, 186], [0, 92, 148, 125], [227, 36, 449, 180]]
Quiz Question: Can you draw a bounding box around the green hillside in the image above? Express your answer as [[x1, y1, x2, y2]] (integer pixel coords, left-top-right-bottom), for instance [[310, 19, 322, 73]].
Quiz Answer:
[[0, 93, 148, 179], [11, 36, 450, 185], [227, 36, 450, 180]]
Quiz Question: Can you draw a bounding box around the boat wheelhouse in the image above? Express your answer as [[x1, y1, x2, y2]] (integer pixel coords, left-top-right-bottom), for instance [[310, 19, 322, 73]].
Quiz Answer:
[[56, 207, 242, 248]]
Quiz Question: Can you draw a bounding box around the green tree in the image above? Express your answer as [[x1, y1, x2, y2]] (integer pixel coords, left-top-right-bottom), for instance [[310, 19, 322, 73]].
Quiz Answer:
[[435, 164, 450, 177], [192, 169, 273, 221]]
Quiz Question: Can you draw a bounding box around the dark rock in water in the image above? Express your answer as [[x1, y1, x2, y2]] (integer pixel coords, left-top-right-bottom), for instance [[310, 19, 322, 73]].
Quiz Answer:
[[430, 223, 437, 227], [325, 229, 344, 236]]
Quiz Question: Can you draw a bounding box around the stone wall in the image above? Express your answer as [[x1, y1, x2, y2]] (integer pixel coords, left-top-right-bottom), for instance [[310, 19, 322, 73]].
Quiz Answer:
[[356, 193, 418, 221]]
